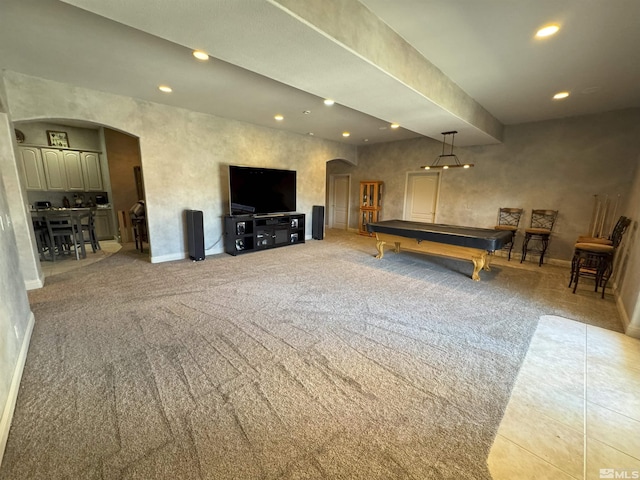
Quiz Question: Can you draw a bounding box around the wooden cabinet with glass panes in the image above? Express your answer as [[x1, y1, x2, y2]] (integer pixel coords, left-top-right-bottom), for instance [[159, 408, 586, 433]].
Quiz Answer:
[[359, 181, 383, 235]]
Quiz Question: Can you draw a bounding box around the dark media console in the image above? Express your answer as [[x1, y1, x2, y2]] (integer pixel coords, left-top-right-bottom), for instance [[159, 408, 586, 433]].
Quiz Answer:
[[224, 213, 305, 256]]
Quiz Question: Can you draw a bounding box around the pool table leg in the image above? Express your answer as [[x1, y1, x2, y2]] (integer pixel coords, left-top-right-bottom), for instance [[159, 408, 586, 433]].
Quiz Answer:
[[484, 253, 493, 271], [375, 240, 386, 259], [471, 255, 486, 281]]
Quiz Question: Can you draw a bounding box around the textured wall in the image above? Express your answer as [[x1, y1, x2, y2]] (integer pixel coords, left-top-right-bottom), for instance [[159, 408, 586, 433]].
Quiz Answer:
[[328, 109, 640, 263], [3, 71, 357, 263], [0, 112, 34, 458], [617, 164, 640, 336], [14, 121, 100, 151], [0, 109, 42, 289]]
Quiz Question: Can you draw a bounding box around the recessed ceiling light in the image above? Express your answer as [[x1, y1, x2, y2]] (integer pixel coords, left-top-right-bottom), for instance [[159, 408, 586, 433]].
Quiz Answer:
[[274, 114, 284, 121], [324, 99, 335, 106], [303, 110, 311, 115], [536, 24, 560, 38], [192, 50, 209, 61], [342, 132, 350, 137], [390, 123, 400, 129], [308, 132, 314, 136], [158, 85, 172, 93], [553, 91, 570, 100]]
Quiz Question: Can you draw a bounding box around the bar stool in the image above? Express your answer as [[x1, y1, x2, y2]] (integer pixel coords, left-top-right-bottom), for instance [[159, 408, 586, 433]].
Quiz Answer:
[[521, 209, 558, 266], [494, 207, 523, 261], [129, 200, 147, 253], [568, 216, 630, 297]]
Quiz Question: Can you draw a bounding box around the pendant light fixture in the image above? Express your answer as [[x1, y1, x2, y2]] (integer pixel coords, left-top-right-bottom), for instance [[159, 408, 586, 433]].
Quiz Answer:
[[421, 131, 474, 170]]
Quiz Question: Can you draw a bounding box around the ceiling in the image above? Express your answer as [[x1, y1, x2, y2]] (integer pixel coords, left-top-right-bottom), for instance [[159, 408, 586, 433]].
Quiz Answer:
[[1, 0, 639, 147]]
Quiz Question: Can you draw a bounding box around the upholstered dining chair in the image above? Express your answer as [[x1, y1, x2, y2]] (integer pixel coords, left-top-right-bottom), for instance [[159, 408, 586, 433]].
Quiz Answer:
[[494, 207, 523, 261], [520, 209, 559, 266]]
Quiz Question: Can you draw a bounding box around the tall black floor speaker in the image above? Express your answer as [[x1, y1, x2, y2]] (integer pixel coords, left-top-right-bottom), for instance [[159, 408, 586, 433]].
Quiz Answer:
[[186, 209, 205, 261], [312, 205, 324, 240]]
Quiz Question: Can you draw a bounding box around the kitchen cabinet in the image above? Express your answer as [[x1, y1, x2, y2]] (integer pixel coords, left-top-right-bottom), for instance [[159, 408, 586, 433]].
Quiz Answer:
[[41, 148, 67, 191], [62, 150, 85, 191], [81, 152, 103, 191], [18, 146, 103, 192], [42, 148, 84, 191], [94, 209, 114, 240], [17, 146, 47, 191]]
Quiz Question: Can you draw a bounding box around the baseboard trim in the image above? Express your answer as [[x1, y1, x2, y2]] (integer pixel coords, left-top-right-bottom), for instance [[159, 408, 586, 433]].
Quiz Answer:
[[150, 252, 185, 264], [0, 312, 35, 468], [24, 271, 44, 290], [615, 289, 640, 339]]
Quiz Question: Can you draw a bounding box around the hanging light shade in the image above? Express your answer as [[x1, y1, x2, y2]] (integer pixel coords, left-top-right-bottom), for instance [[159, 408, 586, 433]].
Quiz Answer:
[[420, 131, 474, 170]]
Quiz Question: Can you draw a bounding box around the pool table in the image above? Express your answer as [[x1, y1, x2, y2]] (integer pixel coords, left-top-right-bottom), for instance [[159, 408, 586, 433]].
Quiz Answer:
[[366, 220, 514, 281]]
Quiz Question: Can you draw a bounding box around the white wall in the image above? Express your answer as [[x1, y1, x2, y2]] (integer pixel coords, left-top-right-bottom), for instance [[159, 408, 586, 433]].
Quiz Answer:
[[617, 163, 640, 337], [0, 112, 35, 467]]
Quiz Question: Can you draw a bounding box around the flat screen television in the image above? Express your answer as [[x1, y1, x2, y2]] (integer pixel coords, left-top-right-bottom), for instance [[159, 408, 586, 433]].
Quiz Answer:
[[229, 165, 297, 216]]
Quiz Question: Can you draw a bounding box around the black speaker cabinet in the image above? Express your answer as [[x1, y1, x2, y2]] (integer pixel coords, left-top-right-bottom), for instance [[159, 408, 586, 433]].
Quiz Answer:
[[312, 205, 324, 240], [186, 209, 205, 261]]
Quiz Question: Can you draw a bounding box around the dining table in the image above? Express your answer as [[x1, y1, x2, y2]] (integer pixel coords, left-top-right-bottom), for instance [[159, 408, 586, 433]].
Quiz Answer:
[[31, 207, 92, 261]]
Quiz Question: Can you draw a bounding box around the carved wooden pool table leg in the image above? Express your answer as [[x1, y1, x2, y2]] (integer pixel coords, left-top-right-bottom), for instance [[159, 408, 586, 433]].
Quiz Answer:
[[484, 253, 493, 271], [471, 255, 486, 281], [375, 240, 386, 259]]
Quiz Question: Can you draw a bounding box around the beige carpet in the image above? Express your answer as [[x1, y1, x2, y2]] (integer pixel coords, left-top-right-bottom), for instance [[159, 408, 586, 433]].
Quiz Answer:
[[0, 230, 622, 479]]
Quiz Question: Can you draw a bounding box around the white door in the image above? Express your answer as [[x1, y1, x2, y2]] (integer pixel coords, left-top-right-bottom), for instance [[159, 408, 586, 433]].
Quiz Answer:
[[331, 174, 350, 229], [403, 172, 439, 223]]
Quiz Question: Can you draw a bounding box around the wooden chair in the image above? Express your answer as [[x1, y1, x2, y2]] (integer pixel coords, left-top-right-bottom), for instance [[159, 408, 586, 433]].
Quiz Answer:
[[494, 207, 523, 260], [44, 212, 84, 261], [568, 216, 631, 297], [520, 209, 558, 266], [80, 208, 101, 253]]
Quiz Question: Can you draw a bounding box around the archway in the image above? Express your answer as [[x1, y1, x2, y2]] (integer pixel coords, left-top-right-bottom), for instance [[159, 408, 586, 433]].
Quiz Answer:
[[13, 118, 148, 264]]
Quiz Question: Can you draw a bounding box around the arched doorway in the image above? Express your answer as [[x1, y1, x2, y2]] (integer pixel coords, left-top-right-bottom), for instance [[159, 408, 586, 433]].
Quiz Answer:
[[14, 119, 147, 271]]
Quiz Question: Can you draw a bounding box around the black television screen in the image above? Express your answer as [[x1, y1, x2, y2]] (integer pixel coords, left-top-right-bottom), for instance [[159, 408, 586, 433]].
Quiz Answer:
[[229, 165, 297, 216]]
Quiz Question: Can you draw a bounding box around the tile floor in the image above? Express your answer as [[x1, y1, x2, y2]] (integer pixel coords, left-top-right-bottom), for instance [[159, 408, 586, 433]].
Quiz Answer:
[[488, 314, 640, 480], [39, 239, 123, 278]]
